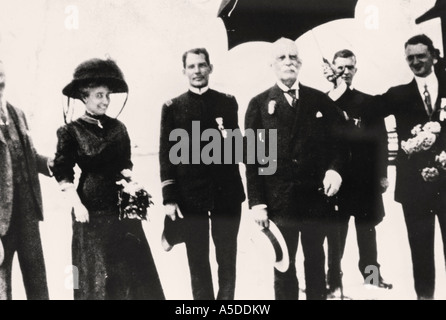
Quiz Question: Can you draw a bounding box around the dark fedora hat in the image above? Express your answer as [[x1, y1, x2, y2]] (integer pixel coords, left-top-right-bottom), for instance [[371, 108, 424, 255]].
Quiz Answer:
[[251, 220, 290, 273], [62, 58, 128, 100]]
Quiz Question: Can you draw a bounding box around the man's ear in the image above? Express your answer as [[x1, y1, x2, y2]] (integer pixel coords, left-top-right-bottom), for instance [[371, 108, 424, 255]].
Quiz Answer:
[[182, 68, 186, 76], [209, 64, 214, 74]]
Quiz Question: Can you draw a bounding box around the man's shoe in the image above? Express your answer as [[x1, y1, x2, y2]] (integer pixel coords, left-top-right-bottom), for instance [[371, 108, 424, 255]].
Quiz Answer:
[[364, 277, 393, 290], [377, 278, 393, 290], [327, 286, 344, 300]]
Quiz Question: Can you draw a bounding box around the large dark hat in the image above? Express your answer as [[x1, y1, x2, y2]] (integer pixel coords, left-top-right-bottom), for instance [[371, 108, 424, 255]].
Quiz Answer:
[[62, 58, 128, 100]]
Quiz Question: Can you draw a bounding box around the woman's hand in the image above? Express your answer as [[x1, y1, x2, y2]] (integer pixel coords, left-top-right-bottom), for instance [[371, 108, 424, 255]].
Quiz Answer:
[[62, 186, 89, 223]]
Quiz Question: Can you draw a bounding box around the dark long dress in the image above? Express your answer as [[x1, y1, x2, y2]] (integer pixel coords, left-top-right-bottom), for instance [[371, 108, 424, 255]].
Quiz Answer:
[[52, 114, 165, 300]]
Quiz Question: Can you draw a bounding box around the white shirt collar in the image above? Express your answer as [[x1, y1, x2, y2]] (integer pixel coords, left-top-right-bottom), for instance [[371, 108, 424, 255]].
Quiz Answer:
[[189, 86, 209, 95], [328, 81, 349, 102], [276, 80, 299, 107], [277, 80, 299, 95], [414, 71, 438, 105]]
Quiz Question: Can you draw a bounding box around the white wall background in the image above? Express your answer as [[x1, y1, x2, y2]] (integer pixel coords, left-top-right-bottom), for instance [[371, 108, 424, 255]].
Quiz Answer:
[[1, 0, 445, 301]]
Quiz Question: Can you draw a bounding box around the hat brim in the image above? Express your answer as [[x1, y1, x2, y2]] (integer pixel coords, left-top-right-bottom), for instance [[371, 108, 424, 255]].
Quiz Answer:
[[62, 77, 128, 100], [251, 220, 290, 273], [162, 215, 185, 248], [0, 238, 4, 267]]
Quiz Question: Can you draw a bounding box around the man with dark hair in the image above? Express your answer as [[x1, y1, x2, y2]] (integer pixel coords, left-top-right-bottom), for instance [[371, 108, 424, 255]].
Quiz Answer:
[[245, 38, 347, 300], [376, 34, 446, 300], [182, 48, 211, 68], [159, 48, 245, 300], [323, 49, 392, 298], [0, 60, 52, 300]]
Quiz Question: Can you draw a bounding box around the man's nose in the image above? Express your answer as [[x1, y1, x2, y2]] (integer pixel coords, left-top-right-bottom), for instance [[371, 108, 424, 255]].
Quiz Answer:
[[283, 56, 293, 65]]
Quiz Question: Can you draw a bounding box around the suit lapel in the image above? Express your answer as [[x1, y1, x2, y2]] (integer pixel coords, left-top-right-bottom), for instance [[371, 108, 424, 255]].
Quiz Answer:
[[268, 84, 288, 108]]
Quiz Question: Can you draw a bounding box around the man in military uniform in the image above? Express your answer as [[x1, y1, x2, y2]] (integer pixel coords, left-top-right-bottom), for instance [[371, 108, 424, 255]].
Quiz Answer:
[[159, 48, 245, 300]]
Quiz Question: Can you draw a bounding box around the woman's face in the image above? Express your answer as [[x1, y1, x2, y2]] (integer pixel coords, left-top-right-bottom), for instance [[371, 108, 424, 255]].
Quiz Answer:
[[84, 85, 111, 116]]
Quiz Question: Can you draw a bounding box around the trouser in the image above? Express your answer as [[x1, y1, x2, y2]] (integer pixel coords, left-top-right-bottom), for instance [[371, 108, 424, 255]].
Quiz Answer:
[[0, 213, 48, 300], [274, 221, 327, 300], [326, 214, 380, 288], [181, 202, 242, 300], [402, 202, 446, 299]]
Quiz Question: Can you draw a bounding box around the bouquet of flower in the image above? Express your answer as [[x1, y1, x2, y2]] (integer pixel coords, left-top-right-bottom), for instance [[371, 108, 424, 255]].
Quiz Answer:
[[401, 122, 441, 155], [400, 121, 446, 183], [117, 179, 154, 220]]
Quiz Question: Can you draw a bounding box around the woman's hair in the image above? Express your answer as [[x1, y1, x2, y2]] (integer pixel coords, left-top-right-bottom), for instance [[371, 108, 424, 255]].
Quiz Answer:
[[78, 81, 110, 100]]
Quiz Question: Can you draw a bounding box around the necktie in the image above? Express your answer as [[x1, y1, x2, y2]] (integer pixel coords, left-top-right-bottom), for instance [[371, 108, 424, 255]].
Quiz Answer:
[[424, 84, 433, 116], [286, 89, 297, 107], [0, 106, 7, 125]]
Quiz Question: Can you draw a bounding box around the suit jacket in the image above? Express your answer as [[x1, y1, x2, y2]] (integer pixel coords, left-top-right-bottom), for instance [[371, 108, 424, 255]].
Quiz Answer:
[[0, 103, 50, 237], [159, 89, 246, 211], [244, 83, 347, 219], [380, 76, 446, 206], [332, 88, 387, 224]]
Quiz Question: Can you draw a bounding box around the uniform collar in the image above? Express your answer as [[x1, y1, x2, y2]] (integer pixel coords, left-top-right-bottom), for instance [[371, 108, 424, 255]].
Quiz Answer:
[[189, 86, 210, 95], [328, 81, 350, 101]]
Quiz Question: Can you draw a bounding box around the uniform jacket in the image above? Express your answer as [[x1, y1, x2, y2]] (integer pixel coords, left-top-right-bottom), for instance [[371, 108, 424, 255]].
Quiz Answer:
[[0, 103, 50, 236], [159, 89, 246, 211], [244, 83, 347, 215]]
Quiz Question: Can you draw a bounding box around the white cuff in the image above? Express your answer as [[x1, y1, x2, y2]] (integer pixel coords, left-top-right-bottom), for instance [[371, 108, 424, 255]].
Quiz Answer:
[[252, 204, 267, 210]]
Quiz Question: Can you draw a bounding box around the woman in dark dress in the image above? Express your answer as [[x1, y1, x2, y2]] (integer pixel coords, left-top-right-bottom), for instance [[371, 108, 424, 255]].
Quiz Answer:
[[52, 58, 165, 300]]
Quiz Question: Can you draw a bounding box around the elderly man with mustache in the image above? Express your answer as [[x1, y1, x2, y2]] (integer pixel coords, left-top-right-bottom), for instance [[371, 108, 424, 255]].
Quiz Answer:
[[244, 38, 348, 300]]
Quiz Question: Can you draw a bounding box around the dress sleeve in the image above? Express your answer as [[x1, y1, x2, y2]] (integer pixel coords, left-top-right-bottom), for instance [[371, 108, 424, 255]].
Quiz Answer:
[[52, 125, 77, 184], [120, 124, 133, 171]]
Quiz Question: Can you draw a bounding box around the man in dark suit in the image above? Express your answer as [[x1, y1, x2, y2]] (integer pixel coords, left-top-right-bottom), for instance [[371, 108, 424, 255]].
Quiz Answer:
[[244, 38, 347, 300], [0, 60, 51, 300], [377, 34, 446, 300], [159, 48, 245, 300], [322, 50, 392, 298]]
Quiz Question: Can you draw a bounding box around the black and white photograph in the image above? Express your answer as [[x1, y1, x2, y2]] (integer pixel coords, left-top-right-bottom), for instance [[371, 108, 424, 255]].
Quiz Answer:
[[0, 0, 446, 303]]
